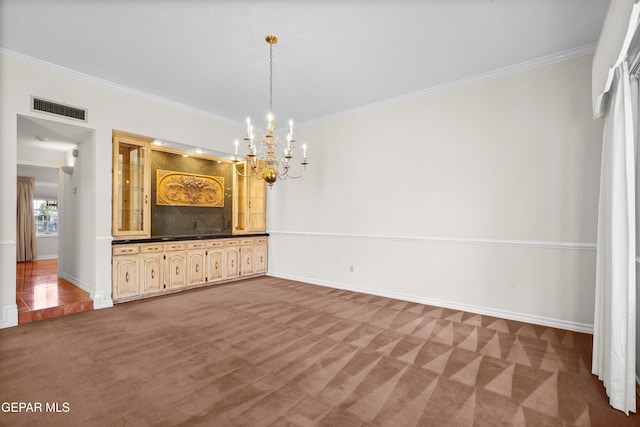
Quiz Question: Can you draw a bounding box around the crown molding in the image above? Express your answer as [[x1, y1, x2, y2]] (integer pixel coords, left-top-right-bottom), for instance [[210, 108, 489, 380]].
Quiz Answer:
[[1, 43, 597, 129], [0, 47, 240, 126], [300, 43, 598, 127]]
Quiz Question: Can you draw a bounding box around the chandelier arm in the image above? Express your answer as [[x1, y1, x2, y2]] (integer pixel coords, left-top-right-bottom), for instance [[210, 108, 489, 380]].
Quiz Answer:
[[277, 164, 307, 180]]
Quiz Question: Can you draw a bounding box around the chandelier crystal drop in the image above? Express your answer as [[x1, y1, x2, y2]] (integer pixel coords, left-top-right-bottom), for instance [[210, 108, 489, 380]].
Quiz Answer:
[[233, 35, 308, 188]]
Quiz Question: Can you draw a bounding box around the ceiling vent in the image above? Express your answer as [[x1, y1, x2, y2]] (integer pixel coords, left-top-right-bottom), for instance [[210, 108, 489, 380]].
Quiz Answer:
[[31, 96, 87, 122]]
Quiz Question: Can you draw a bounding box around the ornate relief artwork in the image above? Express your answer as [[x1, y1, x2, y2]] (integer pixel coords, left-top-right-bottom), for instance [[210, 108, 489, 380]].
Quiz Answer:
[[156, 170, 224, 207]]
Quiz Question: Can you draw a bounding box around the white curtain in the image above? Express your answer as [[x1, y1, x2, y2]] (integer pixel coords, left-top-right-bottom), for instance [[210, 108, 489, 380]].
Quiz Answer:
[[592, 60, 637, 415]]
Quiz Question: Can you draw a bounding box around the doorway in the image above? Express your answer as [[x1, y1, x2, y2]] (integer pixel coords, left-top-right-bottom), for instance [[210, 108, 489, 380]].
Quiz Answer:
[[16, 115, 95, 323]]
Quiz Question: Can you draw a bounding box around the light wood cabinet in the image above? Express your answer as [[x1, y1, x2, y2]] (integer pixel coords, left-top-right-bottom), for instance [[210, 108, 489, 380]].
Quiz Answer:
[[255, 238, 268, 274], [112, 245, 141, 299], [166, 243, 187, 290], [140, 244, 164, 295], [233, 161, 267, 234], [240, 238, 255, 276], [112, 131, 152, 238], [187, 242, 206, 287], [248, 173, 266, 232], [206, 241, 224, 283], [112, 236, 267, 302], [224, 240, 240, 279]]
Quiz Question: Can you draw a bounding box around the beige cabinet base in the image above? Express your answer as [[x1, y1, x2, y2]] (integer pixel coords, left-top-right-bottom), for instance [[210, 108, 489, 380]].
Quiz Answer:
[[112, 236, 267, 302]]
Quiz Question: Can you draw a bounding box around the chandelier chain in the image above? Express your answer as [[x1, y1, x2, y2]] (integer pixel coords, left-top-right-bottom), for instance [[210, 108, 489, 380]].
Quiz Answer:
[[269, 42, 273, 113]]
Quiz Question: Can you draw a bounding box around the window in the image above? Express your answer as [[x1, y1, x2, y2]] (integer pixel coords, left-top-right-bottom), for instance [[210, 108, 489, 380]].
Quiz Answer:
[[33, 199, 58, 234]]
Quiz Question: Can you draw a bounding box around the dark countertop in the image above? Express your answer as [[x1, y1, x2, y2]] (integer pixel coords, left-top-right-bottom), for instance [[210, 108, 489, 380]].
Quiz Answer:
[[112, 233, 269, 245]]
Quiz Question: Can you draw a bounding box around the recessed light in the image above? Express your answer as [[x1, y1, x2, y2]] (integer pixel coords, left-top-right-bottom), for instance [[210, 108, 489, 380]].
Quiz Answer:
[[194, 149, 204, 154], [153, 140, 164, 146], [35, 135, 48, 142]]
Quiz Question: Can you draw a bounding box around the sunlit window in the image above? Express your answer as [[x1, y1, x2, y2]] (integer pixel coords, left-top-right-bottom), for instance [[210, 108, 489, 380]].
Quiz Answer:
[[33, 199, 58, 234]]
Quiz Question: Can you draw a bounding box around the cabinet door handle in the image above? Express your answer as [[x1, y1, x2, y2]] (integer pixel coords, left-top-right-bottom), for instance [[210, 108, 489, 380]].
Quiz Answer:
[[247, 258, 250, 265], [260, 256, 263, 263], [231, 260, 235, 267], [125, 272, 129, 282], [176, 266, 180, 275], [215, 262, 218, 270], [151, 269, 155, 279], [196, 264, 199, 273], [145, 194, 148, 204]]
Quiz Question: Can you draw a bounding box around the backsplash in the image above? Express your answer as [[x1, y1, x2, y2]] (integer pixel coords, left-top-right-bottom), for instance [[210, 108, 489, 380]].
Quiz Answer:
[[150, 150, 233, 236]]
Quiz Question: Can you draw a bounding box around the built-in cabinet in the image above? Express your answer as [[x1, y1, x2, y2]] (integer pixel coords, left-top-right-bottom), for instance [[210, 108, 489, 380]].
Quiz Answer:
[[112, 236, 268, 302], [233, 161, 267, 234], [140, 244, 164, 295], [112, 132, 152, 239], [206, 240, 224, 283], [255, 237, 268, 274], [187, 241, 206, 287], [112, 130, 269, 303], [223, 239, 240, 280], [112, 245, 140, 299], [113, 130, 266, 239], [166, 243, 187, 290]]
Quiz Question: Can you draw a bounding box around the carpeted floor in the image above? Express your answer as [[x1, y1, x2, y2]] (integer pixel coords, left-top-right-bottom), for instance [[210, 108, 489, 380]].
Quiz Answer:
[[0, 276, 638, 426]]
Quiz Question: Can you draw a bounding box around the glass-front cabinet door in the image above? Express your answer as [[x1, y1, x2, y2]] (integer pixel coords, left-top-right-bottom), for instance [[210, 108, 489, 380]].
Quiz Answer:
[[232, 160, 266, 234], [112, 131, 151, 238], [232, 162, 247, 234], [248, 172, 266, 232]]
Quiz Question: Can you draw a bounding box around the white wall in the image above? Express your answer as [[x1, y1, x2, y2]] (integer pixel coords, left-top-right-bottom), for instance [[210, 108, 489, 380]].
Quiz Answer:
[[36, 235, 57, 260], [0, 49, 604, 332], [60, 134, 94, 293], [0, 51, 239, 327], [268, 53, 603, 331]]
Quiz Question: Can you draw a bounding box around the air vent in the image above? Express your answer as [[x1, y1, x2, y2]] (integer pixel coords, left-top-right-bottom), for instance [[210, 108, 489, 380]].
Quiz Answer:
[[31, 96, 87, 122]]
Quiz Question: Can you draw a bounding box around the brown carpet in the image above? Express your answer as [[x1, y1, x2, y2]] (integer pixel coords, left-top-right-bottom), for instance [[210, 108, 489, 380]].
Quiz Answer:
[[0, 276, 638, 426]]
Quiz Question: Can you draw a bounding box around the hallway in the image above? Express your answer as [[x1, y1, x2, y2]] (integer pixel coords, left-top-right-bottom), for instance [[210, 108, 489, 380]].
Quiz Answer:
[[16, 259, 93, 324]]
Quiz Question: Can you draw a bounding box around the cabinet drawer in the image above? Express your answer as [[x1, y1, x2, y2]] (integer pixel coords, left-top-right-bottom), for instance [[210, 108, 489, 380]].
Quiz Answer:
[[224, 240, 239, 247], [255, 238, 267, 245], [207, 240, 224, 248], [166, 243, 187, 251], [187, 242, 206, 250], [240, 238, 254, 246], [141, 244, 164, 253], [113, 245, 140, 256]]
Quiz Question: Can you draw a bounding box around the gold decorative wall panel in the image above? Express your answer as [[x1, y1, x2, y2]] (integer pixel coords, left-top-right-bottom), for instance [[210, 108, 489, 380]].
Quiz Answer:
[[156, 170, 224, 207]]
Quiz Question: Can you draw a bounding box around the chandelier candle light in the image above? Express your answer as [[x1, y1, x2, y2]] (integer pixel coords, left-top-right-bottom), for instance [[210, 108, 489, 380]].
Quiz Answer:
[[233, 35, 308, 188]]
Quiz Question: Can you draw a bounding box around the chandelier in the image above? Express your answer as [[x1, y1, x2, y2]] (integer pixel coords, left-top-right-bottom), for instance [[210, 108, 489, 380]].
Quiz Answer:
[[233, 35, 308, 188]]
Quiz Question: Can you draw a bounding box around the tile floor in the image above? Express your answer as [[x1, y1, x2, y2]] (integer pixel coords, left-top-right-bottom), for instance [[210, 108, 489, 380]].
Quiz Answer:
[[16, 259, 93, 324]]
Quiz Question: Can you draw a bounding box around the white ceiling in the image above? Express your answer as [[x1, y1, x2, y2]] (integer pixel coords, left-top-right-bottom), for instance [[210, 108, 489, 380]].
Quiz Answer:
[[0, 0, 609, 126]]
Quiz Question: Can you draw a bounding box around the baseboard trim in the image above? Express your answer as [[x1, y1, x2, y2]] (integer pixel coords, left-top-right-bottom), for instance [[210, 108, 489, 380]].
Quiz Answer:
[[268, 272, 594, 334], [60, 273, 113, 309], [92, 291, 113, 310], [36, 255, 57, 261], [268, 230, 596, 251], [61, 273, 93, 298], [0, 304, 18, 329]]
